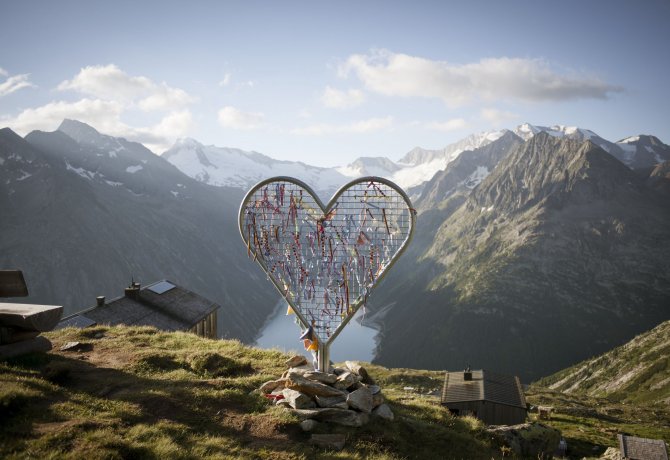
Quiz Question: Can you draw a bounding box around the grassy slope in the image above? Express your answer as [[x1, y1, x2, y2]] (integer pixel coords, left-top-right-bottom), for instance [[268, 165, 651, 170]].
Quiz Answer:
[[1, 326, 500, 460], [525, 319, 670, 458], [535, 320, 670, 404]]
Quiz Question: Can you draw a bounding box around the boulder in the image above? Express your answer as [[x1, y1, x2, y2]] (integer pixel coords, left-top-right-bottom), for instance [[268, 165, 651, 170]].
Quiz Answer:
[[282, 389, 316, 409], [345, 361, 375, 384], [303, 371, 338, 385], [259, 378, 287, 394], [600, 447, 622, 460], [486, 422, 561, 459], [0, 303, 63, 332], [372, 403, 394, 421], [286, 372, 347, 397], [0, 336, 52, 360], [300, 419, 319, 432], [315, 394, 348, 408], [309, 433, 346, 451], [285, 355, 307, 368], [347, 386, 373, 413], [372, 392, 384, 408], [292, 408, 366, 427], [366, 384, 381, 395], [334, 371, 359, 390]]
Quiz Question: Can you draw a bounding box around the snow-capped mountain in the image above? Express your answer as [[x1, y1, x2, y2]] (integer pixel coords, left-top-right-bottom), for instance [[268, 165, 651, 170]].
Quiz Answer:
[[512, 123, 670, 169], [616, 134, 670, 168], [162, 138, 351, 199], [162, 128, 509, 197]]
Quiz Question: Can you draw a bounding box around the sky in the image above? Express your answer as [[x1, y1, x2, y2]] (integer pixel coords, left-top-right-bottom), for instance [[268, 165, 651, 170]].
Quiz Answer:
[[1, 0, 669, 167]]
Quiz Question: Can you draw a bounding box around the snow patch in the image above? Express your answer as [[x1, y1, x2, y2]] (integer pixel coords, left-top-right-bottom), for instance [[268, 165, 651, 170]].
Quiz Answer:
[[66, 162, 95, 180], [16, 170, 32, 181], [463, 166, 490, 189], [126, 164, 143, 173], [619, 135, 640, 144], [170, 191, 179, 197], [105, 180, 123, 187]]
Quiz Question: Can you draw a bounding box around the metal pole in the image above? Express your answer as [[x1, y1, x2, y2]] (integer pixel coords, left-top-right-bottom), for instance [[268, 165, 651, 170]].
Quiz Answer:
[[317, 343, 330, 372]]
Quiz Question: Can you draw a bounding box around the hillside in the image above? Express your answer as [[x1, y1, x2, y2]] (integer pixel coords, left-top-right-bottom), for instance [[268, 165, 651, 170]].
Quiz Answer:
[[535, 319, 670, 404], [1, 326, 501, 459], [368, 133, 670, 381], [0, 122, 278, 341]]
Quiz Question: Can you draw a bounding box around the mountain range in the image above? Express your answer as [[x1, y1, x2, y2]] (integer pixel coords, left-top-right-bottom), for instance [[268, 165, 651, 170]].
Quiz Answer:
[[2, 118, 669, 381], [0, 120, 278, 341]]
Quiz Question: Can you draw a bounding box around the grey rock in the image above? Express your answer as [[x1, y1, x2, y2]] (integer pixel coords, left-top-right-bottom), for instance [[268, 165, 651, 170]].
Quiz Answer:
[[334, 371, 359, 390], [292, 408, 365, 427], [345, 360, 375, 384], [282, 388, 315, 409], [300, 419, 319, 432], [303, 371, 338, 385], [286, 372, 347, 398], [0, 336, 52, 360], [372, 392, 384, 408], [367, 384, 381, 395], [285, 355, 307, 368], [259, 378, 286, 394], [486, 422, 561, 459], [372, 403, 394, 421], [315, 394, 347, 408], [309, 433, 346, 451], [347, 386, 373, 413]]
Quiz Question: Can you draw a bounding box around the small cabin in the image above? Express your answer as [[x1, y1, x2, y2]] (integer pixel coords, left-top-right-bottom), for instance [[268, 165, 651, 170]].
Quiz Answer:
[[58, 280, 219, 338], [618, 434, 669, 460], [441, 369, 527, 426]]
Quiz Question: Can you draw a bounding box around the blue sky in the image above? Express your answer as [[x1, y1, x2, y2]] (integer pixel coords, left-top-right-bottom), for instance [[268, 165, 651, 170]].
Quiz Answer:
[[1, 0, 668, 166]]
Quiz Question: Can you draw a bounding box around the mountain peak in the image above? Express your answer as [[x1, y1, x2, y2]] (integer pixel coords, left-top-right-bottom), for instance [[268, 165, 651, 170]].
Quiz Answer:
[[57, 119, 103, 144]]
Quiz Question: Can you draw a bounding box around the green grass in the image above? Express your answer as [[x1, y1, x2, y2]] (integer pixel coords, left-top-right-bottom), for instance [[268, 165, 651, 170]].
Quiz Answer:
[[525, 386, 670, 459], [1, 325, 503, 459]]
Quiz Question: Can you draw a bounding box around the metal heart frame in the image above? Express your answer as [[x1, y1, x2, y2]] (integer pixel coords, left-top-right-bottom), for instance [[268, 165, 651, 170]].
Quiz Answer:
[[238, 176, 415, 370]]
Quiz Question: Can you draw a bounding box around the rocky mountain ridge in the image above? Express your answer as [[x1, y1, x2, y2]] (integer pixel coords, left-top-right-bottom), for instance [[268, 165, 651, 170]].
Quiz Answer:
[[0, 120, 278, 341], [367, 133, 670, 381]]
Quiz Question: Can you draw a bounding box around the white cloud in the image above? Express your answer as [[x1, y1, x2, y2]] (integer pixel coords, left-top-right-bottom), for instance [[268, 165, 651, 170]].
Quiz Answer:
[[321, 86, 366, 109], [0, 69, 35, 97], [219, 73, 232, 87], [480, 108, 518, 125], [340, 49, 623, 106], [57, 64, 195, 111], [4, 98, 125, 135], [2, 98, 193, 153], [424, 118, 467, 132], [292, 116, 393, 135], [218, 106, 265, 130]]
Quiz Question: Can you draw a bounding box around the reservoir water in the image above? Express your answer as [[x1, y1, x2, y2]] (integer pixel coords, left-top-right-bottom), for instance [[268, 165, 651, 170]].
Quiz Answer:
[[255, 299, 379, 363]]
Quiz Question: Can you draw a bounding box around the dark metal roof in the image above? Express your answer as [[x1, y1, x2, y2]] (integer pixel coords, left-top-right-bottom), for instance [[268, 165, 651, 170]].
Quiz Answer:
[[58, 280, 219, 332], [618, 434, 669, 460], [440, 370, 527, 409]]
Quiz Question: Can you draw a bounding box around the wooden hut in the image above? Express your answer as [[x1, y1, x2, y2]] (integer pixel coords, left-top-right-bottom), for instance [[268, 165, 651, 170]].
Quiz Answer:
[[618, 434, 668, 460], [58, 280, 219, 338], [440, 369, 527, 426]]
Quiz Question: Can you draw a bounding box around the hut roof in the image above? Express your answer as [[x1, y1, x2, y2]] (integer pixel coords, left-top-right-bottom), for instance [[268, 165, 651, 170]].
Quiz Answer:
[[440, 369, 527, 409], [57, 280, 219, 332], [618, 434, 668, 460]]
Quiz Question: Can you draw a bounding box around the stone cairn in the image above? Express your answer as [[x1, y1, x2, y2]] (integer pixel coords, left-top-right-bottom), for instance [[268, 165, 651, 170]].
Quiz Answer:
[[259, 355, 394, 449], [0, 304, 63, 360]]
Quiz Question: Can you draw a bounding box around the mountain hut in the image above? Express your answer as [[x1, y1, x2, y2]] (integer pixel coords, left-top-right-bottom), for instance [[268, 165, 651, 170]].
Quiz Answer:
[[57, 280, 219, 338], [440, 369, 527, 426]]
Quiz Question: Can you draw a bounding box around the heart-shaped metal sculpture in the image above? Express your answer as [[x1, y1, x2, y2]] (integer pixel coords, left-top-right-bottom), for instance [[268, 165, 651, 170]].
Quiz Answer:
[[239, 176, 415, 369]]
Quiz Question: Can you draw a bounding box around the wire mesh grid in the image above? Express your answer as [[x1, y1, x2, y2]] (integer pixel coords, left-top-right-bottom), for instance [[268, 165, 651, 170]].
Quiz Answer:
[[240, 177, 414, 344]]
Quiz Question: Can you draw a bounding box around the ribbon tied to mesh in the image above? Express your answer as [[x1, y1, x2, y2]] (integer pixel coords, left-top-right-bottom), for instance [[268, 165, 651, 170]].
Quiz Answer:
[[239, 176, 415, 348]]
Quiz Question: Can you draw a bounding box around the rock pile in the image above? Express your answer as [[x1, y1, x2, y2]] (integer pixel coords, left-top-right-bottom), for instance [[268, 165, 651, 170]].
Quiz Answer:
[[0, 303, 63, 360], [259, 355, 394, 432]]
